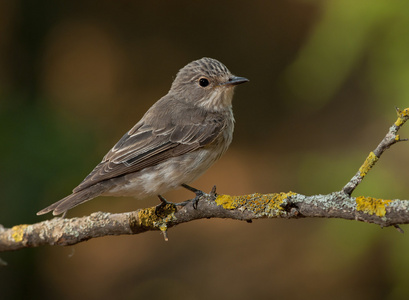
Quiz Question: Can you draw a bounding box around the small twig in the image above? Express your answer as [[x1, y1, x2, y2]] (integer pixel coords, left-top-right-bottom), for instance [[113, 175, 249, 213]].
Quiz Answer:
[[394, 224, 404, 234], [342, 107, 409, 196]]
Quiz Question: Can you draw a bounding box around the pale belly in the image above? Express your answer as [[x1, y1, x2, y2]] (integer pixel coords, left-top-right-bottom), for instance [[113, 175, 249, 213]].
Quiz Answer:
[[103, 147, 224, 199]]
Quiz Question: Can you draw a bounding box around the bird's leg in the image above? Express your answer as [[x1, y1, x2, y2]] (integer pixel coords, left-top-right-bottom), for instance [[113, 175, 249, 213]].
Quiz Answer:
[[156, 194, 192, 214], [181, 183, 217, 209], [157, 195, 169, 205], [155, 195, 174, 216], [181, 184, 203, 209], [157, 195, 186, 207], [156, 185, 217, 214]]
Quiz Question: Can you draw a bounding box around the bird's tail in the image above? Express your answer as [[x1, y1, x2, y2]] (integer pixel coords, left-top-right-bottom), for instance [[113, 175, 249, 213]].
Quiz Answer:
[[36, 183, 107, 216]]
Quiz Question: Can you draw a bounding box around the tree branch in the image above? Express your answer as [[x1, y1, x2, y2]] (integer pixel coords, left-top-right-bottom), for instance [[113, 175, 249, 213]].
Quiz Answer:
[[1, 107, 409, 253], [343, 107, 409, 195]]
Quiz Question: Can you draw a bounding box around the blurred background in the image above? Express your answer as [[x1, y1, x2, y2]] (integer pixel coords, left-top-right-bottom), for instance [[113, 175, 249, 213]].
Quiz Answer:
[[1, 0, 409, 299]]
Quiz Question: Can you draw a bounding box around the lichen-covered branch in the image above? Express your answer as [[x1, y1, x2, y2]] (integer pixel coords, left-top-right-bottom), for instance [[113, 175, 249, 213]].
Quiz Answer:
[[1, 191, 409, 253], [1, 107, 409, 253], [343, 107, 409, 195]]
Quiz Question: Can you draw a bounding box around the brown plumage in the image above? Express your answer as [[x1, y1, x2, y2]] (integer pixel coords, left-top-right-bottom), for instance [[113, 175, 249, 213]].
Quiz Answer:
[[37, 57, 248, 216]]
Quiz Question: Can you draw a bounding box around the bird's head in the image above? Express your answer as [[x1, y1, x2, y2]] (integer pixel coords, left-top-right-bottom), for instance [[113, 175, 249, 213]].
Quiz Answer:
[[170, 57, 248, 111]]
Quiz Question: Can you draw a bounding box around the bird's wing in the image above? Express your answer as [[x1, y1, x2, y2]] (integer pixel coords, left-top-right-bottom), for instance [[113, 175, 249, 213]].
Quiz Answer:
[[73, 115, 226, 193]]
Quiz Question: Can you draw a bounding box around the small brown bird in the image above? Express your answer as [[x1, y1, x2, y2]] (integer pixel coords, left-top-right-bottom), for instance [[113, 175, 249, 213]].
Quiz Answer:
[[37, 57, 248, 216]]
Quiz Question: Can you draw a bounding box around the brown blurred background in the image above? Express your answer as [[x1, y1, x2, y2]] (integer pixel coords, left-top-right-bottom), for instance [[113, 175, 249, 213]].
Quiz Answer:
[[1, 0, 409, 299]]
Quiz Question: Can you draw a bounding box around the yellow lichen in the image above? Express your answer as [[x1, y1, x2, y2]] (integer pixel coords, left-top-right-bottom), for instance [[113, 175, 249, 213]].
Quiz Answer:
[[215, 192, 297, 217], [395, 108, 409, 127], [395, 118, 404, 127], [137, 204, 176, 229], [359, 152, 378, 177], [11, 224, 28, 242], [356, 196, 392, 217], [137, 207, 157, 228], [268, 192, 296, 211], [159, 224, 168, 232], [215, 194, 238, 209]]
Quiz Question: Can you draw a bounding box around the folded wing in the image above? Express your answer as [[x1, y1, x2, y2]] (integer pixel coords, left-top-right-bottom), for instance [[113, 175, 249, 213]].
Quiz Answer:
[[73, 115, 225, 193]]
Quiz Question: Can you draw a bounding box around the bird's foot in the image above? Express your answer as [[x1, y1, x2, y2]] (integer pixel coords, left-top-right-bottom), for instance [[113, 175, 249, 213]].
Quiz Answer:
[[155, 195, 177, 216], [181, 184, 217, 209]]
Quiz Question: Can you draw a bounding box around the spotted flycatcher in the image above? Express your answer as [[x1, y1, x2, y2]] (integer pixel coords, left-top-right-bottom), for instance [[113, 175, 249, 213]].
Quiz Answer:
[[37, 57, 248, 216]]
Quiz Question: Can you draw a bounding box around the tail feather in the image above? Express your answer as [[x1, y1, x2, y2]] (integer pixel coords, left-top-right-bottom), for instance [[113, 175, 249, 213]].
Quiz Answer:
[[37, 183, 107, 216]]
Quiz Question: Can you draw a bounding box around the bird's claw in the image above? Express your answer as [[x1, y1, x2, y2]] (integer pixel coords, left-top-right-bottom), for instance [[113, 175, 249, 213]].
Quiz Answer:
[[157, 185, 218, 212], [155, 195, 176, 216], [181, 184, 217, 209], [209, 185, 217, 199]]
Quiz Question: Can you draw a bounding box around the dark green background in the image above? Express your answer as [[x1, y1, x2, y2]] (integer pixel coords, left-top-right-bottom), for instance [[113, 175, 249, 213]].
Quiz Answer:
[[1, 1, 409, 299]]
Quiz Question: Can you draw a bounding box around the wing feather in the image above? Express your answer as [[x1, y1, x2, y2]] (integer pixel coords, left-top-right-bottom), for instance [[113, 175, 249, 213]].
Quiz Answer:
[[73, 114, 225, 193]]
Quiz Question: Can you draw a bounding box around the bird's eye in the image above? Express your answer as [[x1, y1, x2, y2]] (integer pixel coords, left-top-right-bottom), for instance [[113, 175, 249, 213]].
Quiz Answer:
[[199, 77, 210, 87]]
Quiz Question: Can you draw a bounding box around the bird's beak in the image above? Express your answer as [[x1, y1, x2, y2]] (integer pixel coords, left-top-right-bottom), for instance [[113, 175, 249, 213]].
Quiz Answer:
[[222, 76, 249, 86]]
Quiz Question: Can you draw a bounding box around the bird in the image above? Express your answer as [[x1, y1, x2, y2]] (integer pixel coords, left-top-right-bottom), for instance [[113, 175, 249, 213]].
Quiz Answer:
[[37, 57, 248, 216]]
